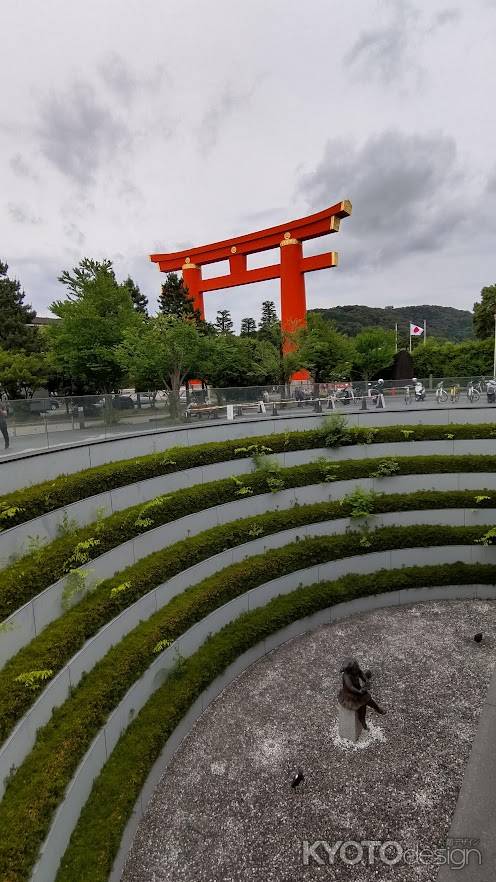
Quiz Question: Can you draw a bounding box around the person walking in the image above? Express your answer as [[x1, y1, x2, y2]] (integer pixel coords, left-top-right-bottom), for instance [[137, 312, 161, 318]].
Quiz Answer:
[[0, 402, 9, 450]]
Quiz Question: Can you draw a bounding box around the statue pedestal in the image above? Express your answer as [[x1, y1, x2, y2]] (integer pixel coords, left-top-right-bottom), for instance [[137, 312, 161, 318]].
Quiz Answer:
[[338, 705, 363, 742]]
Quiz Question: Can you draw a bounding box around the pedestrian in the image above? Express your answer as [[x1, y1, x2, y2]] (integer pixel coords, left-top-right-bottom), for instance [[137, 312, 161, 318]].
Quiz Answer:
[[0, 402, 9, 450]]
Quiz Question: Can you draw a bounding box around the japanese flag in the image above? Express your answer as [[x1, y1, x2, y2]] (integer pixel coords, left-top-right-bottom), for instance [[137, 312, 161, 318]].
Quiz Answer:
[[410, 323, 424, 336]]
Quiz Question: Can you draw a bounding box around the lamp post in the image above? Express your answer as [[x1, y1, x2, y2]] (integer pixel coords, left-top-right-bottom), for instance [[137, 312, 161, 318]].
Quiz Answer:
[[493, 314, 496, 379]]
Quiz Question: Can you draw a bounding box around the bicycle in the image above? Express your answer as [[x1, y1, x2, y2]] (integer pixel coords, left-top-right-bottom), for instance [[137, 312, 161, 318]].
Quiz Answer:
[[435, 381, 448, 404], [449, 383, 460, 403], [466, 380, 481, 403]]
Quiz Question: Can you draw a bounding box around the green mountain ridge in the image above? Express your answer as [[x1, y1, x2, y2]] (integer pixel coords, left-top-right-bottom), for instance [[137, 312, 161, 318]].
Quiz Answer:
[[309, 304, 474, 341]]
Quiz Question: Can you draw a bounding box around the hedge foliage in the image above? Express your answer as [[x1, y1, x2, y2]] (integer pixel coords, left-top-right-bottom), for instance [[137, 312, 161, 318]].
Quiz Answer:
[[1, 487, 496, 745], [3, 453, 496, 621], [0, 524, 492, 882], [1, 420, 496, 529]]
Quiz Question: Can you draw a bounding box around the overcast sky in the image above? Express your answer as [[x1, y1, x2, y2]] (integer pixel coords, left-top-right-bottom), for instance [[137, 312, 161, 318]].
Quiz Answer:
[[2, 0, 496, 329]]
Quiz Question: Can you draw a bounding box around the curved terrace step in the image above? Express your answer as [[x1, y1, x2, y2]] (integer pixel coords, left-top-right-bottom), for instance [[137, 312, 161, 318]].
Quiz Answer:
[[1, 506, 495, 797], [2, 437, 492, 566], [3, 470, 496, 666], [29, 547, 496, 882]]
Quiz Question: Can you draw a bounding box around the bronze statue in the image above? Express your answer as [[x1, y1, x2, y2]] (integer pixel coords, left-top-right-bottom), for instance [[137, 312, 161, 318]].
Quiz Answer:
[[338, 658, 386, 730]]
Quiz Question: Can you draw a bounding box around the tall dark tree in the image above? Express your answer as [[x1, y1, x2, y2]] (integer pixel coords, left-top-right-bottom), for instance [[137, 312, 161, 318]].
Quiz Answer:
[[240, 317, 257, 336], [258, 299, 281, 348], [215, 309, 234, 335], [158, 272, 202, 323], [123, 276, 148, 315], [0, 261, 39, 352]]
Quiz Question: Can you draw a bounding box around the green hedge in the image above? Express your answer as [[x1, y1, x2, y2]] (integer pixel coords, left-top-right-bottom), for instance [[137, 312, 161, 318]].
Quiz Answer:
[[1, 420, 495, 529], [55, 558, 496, 882], [2, 487, 496, 744], [3, 453, 496, 621], [0, 524, 492, 882]]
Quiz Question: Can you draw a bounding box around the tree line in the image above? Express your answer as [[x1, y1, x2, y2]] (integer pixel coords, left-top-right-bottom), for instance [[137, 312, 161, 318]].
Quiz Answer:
[[1, 257, 496, 403]]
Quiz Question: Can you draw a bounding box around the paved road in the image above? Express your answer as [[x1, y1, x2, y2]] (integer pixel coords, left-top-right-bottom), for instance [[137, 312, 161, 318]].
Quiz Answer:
[[1, 395, 495, 462]]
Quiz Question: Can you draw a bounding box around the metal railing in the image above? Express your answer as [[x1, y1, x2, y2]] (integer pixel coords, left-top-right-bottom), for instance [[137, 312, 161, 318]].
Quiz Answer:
[[0, 376, 495, 458]]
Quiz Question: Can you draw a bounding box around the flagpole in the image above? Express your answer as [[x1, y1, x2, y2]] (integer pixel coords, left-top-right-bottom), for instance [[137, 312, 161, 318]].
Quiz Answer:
[[395, 323, 398, 353], [409, 327, 412, 354], [424, 319, 426, 345]]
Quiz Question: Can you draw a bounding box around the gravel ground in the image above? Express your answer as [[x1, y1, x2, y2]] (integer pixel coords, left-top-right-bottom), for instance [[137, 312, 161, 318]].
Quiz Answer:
[[121, 600, 496, 882]]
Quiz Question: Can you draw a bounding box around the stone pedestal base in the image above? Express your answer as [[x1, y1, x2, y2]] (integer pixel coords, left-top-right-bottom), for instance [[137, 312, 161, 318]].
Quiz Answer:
[[338, 704, 363, 742]]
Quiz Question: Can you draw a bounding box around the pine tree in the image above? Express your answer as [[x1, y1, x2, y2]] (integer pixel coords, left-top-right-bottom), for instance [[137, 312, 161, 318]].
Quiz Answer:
[[123, 276, 148, 315], [258, 300, 280, 344], [240, 317, 257, 336], [0, 261, 38, 352], [158, 272, 202, 323], [215, 309, 234, 335]]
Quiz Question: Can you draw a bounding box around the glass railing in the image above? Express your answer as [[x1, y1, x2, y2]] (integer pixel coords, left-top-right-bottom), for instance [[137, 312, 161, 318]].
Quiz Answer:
[[0, 376, 494, 458]]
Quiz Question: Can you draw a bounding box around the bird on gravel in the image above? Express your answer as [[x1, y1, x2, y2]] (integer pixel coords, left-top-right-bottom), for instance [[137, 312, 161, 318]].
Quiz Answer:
[[291, 769, 305, 789], [474, 633, 483, 643]]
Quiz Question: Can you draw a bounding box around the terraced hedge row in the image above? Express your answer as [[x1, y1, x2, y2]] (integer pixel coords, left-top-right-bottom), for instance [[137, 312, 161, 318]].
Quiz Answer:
[[1, 420, 495, 529], [2, 487, 496, 743], [54, 558, 496, 882], [3, 453, 496, 621], [0, 525, 492, 882]]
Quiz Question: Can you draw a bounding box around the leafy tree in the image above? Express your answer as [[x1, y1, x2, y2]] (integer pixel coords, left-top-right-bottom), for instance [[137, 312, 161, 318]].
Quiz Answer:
[[413, 337, 493, 378], [0, 350, 48, 399], [353, 327, 396, 379], [473, 285, 496, 339], [215, 309, 234, 335], [297, 315, 353, 382], [0, 261, 39, 352], [48, 258, 137, 393], [116, 316, 207, 416], [158, 272, 202, 322], [123, 276, 148, 315], [203, 335, 279, 388], [240, 317, 257, 337]]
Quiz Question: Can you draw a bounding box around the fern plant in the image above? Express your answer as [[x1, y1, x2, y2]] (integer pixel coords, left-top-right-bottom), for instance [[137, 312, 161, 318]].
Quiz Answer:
[[230, 476, 254, 497], [134, 495, 171, 530], [321, 413, 352, 448]]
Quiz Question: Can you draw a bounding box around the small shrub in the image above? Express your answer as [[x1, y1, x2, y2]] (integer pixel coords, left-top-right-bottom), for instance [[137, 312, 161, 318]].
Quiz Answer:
[[110, 581, 132, 599], [64, 538, 101, 570], [475, 495, 491, 504], [153, 638, 174, 654], [316, 456, 339, 482], [341, 487, 378, 519], [321, 413, 352, 448], [401, 429, 414, 439], [14, 669, 53, 690], [56, 512, 79, 539], [231, 476, 254, 497], [370, 458, 400, 478]]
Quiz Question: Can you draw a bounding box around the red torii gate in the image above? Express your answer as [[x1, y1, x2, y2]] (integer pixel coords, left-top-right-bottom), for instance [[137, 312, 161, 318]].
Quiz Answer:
[[150, 199, 352, 379]]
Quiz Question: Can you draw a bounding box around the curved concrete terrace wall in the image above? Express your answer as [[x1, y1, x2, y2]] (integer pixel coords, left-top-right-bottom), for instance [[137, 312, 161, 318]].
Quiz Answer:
[[4, 469, 496, 667], [4, 505, 496, 797], [3, 404, 496, 494], [110, 579, 496, 882], [2, 437, 495, 566], [29, 543, 496, 882]]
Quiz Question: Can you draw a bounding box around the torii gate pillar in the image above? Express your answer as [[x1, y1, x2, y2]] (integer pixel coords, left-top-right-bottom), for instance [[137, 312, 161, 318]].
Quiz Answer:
[[280, 235, 306, 336], [150, 200, 352, 380]]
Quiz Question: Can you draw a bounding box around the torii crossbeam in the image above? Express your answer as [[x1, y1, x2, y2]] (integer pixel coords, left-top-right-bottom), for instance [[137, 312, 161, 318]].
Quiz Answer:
[[150, 199, 352, 377]]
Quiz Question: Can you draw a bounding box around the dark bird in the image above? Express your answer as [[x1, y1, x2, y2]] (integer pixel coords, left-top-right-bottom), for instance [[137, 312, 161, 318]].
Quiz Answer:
[[291, 769, 304, 789], [474, 633, 483, 643]]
